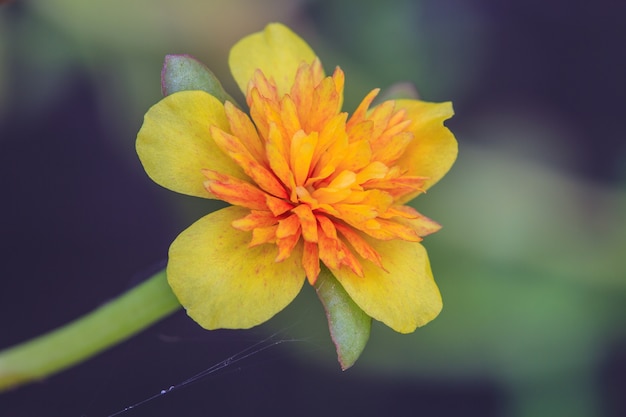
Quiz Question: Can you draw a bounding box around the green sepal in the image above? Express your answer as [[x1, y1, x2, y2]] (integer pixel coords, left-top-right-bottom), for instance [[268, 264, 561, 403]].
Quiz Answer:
[[314, 267, 371, 370], [161, 54, 237, 104], [376, 82, 420, 103]]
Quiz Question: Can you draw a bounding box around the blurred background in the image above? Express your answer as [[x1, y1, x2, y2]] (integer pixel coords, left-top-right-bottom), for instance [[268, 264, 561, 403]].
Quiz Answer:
[[1, 1, 625, 416]]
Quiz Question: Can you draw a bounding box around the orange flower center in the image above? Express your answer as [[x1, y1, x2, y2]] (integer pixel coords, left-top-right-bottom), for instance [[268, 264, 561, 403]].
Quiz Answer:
[[204, 58, 430, 283]]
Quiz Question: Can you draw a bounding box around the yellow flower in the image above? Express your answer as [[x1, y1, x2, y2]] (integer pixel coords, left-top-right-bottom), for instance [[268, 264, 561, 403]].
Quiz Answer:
[[137, 23, 457, 334]]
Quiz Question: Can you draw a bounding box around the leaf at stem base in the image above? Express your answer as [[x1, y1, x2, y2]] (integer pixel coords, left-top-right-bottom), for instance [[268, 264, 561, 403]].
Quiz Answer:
[[161, 54, 237, 105], [314, 268, 371, 370]]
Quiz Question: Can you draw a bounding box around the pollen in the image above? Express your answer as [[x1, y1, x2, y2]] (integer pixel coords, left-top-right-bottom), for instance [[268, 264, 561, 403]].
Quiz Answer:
[[204, 58, 431, 284]]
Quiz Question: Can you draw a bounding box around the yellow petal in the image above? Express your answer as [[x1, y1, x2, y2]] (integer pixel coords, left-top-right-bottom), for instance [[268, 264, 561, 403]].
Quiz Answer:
[[167, 206, 305, 329], [229, 23, 317, 97], [136, 91, 246, 198], [394, 99, 458, 202], [331, 238, 442, 333]]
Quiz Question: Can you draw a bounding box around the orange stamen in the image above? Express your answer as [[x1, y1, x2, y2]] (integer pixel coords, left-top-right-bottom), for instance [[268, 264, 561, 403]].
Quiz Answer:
[[204, 60, 434, 282]]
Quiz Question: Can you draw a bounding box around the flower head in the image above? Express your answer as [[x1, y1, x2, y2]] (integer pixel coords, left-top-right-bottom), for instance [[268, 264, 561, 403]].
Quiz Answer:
[[137, 24, 457, 334]]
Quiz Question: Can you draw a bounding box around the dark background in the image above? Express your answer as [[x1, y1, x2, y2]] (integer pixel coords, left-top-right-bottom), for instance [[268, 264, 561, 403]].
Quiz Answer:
[[1, 1, 625, 416]]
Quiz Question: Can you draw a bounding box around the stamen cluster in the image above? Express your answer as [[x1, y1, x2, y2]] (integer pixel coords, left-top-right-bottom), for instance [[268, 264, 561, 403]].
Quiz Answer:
[[204, 59, 430, 283]]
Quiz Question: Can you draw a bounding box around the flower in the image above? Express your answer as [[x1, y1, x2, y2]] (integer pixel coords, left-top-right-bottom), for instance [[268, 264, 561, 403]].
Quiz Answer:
[[137, 23, 457, 334]]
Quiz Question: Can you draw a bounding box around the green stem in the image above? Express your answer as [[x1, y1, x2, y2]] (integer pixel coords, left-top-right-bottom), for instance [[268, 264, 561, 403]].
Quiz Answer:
[[0, 269, 181, 391]]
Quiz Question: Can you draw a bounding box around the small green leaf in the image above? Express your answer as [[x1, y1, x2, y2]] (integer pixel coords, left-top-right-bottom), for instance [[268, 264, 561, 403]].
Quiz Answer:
[[376, 82, 420, 103], [161, 54, 237, 104], [314, 268, 371, 370]]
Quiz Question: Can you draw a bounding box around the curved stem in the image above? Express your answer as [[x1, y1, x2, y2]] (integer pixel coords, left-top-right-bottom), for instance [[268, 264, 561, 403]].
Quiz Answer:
[[0, 269, 180, 391]]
